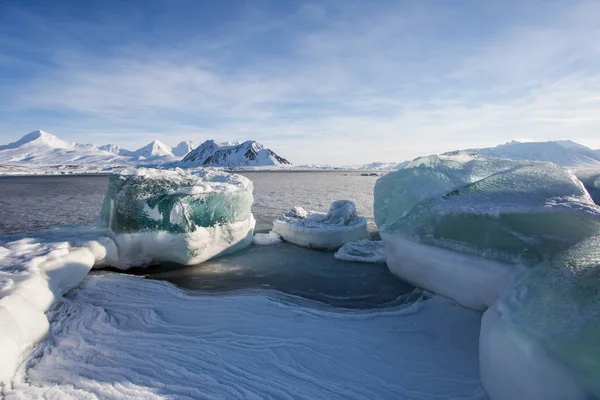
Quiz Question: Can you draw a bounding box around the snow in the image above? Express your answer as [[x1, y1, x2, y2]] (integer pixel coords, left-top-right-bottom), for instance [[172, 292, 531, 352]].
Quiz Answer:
[[253, 230, 282, 245], [334, 240, 386, 263], [476, 140, 600, 168], [171, 140, 198, 157], [4, 273, 487, 400], [0, 166, 259, 381], [127, 140, 176, 161], [273, 201, 369, 251], [0, 228, 118, 384]]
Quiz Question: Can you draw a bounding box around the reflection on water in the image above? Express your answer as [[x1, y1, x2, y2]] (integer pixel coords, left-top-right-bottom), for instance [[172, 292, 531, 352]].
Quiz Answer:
[[143, 241, 413, 309]]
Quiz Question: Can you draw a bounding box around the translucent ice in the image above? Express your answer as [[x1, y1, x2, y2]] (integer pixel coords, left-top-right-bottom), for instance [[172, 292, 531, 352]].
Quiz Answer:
[[273, 200, 368, 251], [375, 152, 600, 309], [100, 168, 255, 266], [480, 236, 600, 400], [101, 168, 253, 234], [574, 169, 600, 205]]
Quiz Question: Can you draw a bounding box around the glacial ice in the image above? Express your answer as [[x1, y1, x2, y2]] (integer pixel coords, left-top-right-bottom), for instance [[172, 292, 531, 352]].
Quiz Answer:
[[480, 235, 600, 400], [334, 240, 386, 263], [5, 273, 487, 400], [273, 200, 368, 251], [375, 152, 600, 310], [100, 168, 255, 266], [574, 169, 600, 205]]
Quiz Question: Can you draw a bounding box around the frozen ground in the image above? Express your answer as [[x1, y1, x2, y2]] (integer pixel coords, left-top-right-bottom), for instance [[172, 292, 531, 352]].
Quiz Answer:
[[4, 273, 487, 400]]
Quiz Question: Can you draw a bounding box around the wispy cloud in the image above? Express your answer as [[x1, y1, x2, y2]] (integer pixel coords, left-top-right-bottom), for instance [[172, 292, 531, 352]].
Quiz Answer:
[[0, 0, 599, 164]]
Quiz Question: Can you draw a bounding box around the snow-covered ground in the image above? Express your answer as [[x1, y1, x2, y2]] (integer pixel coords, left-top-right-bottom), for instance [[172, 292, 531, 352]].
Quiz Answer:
[[4, 273, 486, 400]]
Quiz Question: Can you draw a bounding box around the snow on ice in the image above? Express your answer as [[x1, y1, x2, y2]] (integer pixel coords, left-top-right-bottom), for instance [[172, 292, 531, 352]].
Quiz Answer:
[[334, 240, 386, 263], [273, 200, 368, 251], [374, 151, 600, 310], [4, 273, 487, 400], [100, 167, 255, 266]]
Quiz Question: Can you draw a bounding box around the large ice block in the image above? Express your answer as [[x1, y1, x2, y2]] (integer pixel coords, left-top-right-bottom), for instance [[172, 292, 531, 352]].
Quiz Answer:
[[375, 152, 600, 310], [273, 201, 368, 251], [480, 236, 600, 400], [100, 168, 255, 266]]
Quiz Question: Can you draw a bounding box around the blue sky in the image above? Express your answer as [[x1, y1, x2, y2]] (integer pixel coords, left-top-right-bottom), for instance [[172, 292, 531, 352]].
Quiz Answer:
[[0, 0, 599, 165]]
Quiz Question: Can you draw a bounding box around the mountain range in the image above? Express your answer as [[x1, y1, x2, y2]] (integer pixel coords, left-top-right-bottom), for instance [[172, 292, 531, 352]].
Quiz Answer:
[[1, 130, 600, 171], [0, 131, 291, 167], [360, 140, 600, 170]]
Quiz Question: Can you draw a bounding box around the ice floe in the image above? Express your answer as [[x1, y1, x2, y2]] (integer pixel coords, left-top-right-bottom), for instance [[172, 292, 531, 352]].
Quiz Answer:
[[273, 200, 368, 251]]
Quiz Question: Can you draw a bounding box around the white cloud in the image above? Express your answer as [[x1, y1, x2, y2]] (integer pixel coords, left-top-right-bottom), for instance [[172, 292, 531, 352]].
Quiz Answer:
[[1, 0, 599, 164]]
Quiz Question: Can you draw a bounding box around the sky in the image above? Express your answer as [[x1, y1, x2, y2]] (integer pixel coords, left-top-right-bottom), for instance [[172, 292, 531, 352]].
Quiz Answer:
[[0, 0, 599, 165]]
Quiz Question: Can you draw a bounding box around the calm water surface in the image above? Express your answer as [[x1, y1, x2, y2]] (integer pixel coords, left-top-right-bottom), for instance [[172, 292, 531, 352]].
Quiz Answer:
[[0, 171, 408, 308], [0, 171, 380, 235]]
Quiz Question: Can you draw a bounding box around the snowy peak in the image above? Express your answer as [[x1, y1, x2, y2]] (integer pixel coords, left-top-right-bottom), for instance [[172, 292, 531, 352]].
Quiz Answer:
[[98, 144, 124, 155], [130, 140, 174, 159], [0, 130, 73, 150], [182, 140, 292, 166], [476, 140, 600, 168], [171, 141, 198, 157]]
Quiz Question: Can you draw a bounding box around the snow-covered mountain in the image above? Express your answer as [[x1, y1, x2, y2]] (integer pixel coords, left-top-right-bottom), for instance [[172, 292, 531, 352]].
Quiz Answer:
[[475, 140, 600, 168], [171, 141, 198, 157], [356, 161, 407, 170], [0, 130, 127, 165], [0, 131, 292, 169], [127, 140, 176, 161], [181, 140, 292, 166], [98, 144, 130, 156]]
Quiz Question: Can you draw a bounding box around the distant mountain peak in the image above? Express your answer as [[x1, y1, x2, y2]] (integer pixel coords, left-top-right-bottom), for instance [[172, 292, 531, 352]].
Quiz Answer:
[[172, 140, 199, 157], [182, 139, 291, 167], [130, 140, 174, 159], [0, 130, 72, 151], [476, 140, 600, 168]]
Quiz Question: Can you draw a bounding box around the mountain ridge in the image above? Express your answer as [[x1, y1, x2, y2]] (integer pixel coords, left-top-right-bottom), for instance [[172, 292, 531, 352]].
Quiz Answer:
[[0, 131, 292, 167]]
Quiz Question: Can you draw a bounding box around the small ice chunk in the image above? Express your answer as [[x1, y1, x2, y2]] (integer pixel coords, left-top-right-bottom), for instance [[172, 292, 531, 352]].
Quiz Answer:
[[253, 231, 282, 245], [322, 200, 357, 225], [273, 200, 368, 251], [334, 240, 386, 263], [285, 206, 308, 219]]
